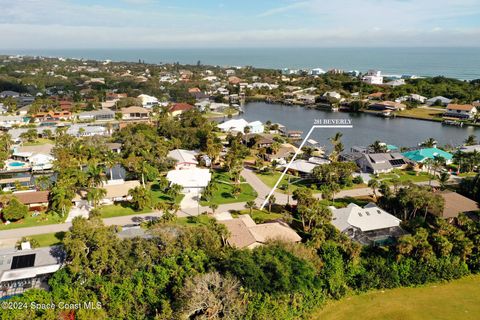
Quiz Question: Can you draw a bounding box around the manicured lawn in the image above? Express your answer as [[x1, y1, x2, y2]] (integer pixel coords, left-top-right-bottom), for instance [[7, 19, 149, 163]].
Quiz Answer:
[[175, 215, 215, 227], [200, 171, 257, 205], [257, 171, 365, 193], [372, 170, 433, 184], [22, 138, 54, 146], [233, 209, 284, 223], [150, 182, 184, 205], [312, 275, 480, 320], [98, 183, 184, 219], [319, 196, 372, 208], [0, 212, 65, 231], [29, 232, 66, 247], [397, 108, 444, 120], [98, 204, 151, 218]]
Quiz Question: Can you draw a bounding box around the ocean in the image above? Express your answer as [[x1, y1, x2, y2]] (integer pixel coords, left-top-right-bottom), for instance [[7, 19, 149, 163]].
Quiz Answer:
[[5, 47, 480, 80]]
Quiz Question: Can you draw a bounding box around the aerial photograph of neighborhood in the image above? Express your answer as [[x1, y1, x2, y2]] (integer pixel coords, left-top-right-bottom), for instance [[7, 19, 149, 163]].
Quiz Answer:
[[0, 0, 480, 319]]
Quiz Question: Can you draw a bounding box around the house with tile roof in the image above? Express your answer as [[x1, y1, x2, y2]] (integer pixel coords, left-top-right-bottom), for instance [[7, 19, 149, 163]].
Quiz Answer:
[[444, 104, 477, 119], [219, 214, 301, 249], [167, 149, 199, 170], [402, 147, 453, 164]]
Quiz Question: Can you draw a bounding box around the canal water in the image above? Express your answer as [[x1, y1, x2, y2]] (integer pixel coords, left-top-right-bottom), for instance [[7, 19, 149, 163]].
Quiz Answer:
[[236, 102, 479, 151]]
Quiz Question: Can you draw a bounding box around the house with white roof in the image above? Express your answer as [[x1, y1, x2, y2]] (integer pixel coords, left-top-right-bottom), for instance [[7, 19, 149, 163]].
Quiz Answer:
[[166, 168, 211, 194], [330, 203, 406, 245], [362, 70, 383, 85], [168, 149, 199, 170], [426, 96, 452, 106], [218, 119, 264, 134], [137, 94, 159, 109]]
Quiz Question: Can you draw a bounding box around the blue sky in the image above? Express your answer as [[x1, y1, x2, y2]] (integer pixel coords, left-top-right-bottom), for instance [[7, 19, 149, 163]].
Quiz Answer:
[[1, 0, 480, 48]]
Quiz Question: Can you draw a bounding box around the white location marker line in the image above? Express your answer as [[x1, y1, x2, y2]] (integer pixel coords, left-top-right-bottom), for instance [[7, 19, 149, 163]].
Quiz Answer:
[[260, 124, 353, 210]]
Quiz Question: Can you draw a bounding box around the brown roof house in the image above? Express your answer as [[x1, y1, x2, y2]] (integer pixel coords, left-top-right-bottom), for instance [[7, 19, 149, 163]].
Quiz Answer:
[[432, 191, 479, 220], [444, 104, 477, 120], [12, 191, 50, 211], [168, 103, 194, 117], [219, 214, 301, 249]]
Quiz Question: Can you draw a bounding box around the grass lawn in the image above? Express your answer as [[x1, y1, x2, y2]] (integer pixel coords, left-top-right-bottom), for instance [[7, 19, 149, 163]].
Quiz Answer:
[[175, 215, 215, 227], [29, 232, 66, 247], [397, 108, 444, 120], [97, 182, 184, 219], [22, 138, 55, 146], [372, 170, 433, 184], [232, 209, 284, 223], [319, 196, 372, 208], [98, 204, 151, 218], [312, 275, 480, 320], [0, 212, 65, 231], [200, 171, 257, 205], [257, 171, 365, 193]]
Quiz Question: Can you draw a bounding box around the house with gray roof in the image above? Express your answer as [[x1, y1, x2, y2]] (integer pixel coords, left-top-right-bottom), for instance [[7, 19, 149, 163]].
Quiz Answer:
[[426, 96, 452, 106], [78, 109, 115, 122], [355, 152, 409, 174], [330, 203, 406, 245]]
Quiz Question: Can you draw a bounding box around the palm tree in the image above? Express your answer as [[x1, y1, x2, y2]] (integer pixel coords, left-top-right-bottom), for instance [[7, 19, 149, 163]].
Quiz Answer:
[[34, 175, 52, 191], [267, 195, 276, 213], [50, 185, 73, 217], [104, 150, 119, 181], [369, 140, 387, 153], [465, 134, 477, 146], [209, 203, 219, 214], [167, 183, 183, 202], [438, 172, 450, 190], [421, 138, 437, 148], [329, 132, 343, 161], [368, 179, 379, 200], [86, 187, 107, 208], [86, 164, 105, 188], [128, 186, 152, 210], [245, 201, 256, 215]]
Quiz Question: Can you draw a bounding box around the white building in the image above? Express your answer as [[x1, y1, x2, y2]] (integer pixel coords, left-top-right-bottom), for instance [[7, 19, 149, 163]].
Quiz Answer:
[[329, 203, 405, 245], [166, 168, 212, 194], [218, 119, 264, 134], [362, 70, 383, 85], [309, 68, 326, 76], [137, 94, 159, 109], [168, 149, 199, 170]]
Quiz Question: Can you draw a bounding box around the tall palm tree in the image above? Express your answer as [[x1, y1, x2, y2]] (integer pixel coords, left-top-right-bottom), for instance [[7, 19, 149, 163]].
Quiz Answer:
[[245, 201, 256, 215], [421, 138, 437, 148], [86, 165, 106, 188], [209, 203, 219, 214], [104, 150, 119, 181], [267, 194, 276, 213], [86, 187, 107, 208], [368, 179, 379, 200]]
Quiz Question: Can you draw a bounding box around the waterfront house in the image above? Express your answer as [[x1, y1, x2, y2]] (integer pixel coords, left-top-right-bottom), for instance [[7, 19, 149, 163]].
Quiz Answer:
[[218, 119, 264, 134], [322, 91, 343, 101], [426, 96, 452, 106], [458, 144, 480, 153], [444, 104, 477, 120], [281, 159, 317, 176], [367, 92, 384, 100], [0, 245, 64, 298], [369, 101, 406, 111], [329, 203, 406, 245], [219, 214, 301, 249], [355, 152, 409, 174], [120, 106, 150, 121], [168, 149, 199, 170], [168, 103, 194, 117], [266, 143, 301, 164], [78, 109, 115, 122], [402, 147, 453, 164]]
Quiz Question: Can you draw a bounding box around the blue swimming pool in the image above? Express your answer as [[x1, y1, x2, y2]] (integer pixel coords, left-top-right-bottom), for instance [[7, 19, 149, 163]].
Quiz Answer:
[[9, 162, 26, 167]]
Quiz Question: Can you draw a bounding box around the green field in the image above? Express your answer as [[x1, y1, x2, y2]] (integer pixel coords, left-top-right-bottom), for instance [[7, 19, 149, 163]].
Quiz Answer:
[[0, 212, 65, 231], [397, 108, 444, 121], [312, 275, 480, 320], [372, 170, 433, 184], [200, 171, 257, 205], [29, 232, 66, 247]]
